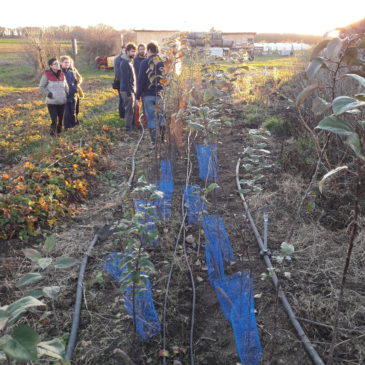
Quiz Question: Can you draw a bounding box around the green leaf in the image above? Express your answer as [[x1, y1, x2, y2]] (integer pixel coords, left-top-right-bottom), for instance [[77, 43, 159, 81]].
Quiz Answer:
[[332, 96, 365, 115], [54, 257, 78, 269], [319, 166, 348, 193], [310, 39, 330, 61], [5, 296, 45, 320], [23, 249, 42, 262], [355, 93, 365, 102], [280, 242, 295, 257], [343, 47, 358, 65], [24, 289, 44, 299], [325, 37, 343, 59], [38, 258, 52, 270], [345, 73, 365, 88], [203, 183, 219, 194], [16, 273, 43, 287], [0, 325, 39, 361], [37, 338, 65, 360], [43, 236, 55, 253], [296, 84, 324, 108], [137, 175, 147, 184], [187, 121, 204, 131], [0, 309, 8, 331], [345, 133, 364, 159], [306, 57, 325, 79], [315, 116, 355, 135], [306, 201, 316, 211], [42, 286, 60, 300], [203, 87, 220, 102], [311, 96, 331, 116]]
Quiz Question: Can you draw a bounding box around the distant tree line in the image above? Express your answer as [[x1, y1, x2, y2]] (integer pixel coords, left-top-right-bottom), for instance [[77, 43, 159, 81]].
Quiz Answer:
[[255, 33, 323, 44], [0, 24, 122, 41]]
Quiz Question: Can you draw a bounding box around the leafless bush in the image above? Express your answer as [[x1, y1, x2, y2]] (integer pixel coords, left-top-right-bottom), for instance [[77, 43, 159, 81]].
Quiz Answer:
[[82, 24, 121, 66], [22, 29, 65, 77]]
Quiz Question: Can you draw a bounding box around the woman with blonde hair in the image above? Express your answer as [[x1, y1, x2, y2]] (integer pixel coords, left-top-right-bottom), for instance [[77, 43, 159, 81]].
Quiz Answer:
[[60, 55, 80, 129], [70, 58, 84, 123]]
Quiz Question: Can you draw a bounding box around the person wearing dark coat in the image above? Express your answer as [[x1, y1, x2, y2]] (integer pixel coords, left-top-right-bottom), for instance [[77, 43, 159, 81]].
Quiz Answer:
[[133, 44, 146, 127], [136, 42, 164, 145], [39, 58, 68, 136], [134, 44, 146, 82], [60, 55, 78, 130], [114, 46, 126, 119], [118, 43, 137, 131]]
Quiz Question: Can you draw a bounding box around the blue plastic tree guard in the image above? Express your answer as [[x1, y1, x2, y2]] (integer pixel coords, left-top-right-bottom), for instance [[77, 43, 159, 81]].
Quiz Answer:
[[154, 180, 174, 220], [205, 241, 225, 285], [103, 252, 161, 341], [230, 282, 262, 365], [202, 215, 235, 262], [195, 144, 218, 181], [135, 200, 158, 246], [183, 185, 207, 225], [160, 160, 173, 181], [212, 271, 262, 365]]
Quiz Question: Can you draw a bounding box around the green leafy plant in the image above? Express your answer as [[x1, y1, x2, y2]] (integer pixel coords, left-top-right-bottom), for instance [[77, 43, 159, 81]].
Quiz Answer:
[[296, 33, 365, 365], [113, 176, 158, 334], [262, 116, 289, 137], [239, 129, 273, 197]]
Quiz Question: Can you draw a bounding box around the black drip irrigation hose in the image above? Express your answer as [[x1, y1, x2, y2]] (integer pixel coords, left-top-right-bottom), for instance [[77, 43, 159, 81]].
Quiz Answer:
[[65, 127, 145, 361], [162, 130, 196, 365], [65, 225, 111, 360], [235, 158, 325, 365]]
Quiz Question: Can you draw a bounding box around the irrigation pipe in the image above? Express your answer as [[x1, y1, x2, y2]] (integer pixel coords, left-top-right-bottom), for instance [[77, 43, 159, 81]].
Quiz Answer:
[[235, 158, 325, 365], [65, 225, 110, 360], [162, 129, 195, 365], [66, 126, 144, 361]]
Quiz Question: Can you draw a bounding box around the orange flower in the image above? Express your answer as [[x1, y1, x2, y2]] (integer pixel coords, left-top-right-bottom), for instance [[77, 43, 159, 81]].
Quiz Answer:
[[2, 173, 10, 179]]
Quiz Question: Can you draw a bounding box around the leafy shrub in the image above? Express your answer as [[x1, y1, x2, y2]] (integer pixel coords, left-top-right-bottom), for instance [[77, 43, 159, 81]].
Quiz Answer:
[[262, 116, 289, 137]]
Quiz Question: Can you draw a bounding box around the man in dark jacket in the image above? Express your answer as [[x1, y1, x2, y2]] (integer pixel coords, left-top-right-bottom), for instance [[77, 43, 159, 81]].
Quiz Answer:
[[133, 44, 146, 82], [136, 42, 164, 145], [114, 46, 126, 119], [133, 44, 146, 127], [118, 43, 136, 131]]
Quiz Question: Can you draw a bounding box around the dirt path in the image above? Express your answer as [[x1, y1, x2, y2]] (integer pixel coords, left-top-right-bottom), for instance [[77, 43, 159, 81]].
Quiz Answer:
[[2, 121, 318, 365]]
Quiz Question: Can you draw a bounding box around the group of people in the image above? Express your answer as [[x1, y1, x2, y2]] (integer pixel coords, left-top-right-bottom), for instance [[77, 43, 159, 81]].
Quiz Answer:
[[114, 41, 164, 146], [39, 41, 164, 147], [39, 56, 83, 136]]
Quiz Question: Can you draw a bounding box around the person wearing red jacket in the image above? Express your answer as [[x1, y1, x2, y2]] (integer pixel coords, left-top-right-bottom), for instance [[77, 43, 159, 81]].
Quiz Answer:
[[39, 58, 68, 136]]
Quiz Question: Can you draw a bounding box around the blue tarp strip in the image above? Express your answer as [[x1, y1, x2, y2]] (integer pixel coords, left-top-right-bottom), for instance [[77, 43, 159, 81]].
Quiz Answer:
[[195, 144, 218, 181], [154, 180, 174, 220], [183, 184, 207, 225], [160, 160, 173, 181], [202, 215, 235, 263], [103, 252, 161, 341]]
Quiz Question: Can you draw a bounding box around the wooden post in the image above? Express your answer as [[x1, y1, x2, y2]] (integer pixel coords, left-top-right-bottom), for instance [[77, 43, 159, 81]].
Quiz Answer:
[[72, 38, 78, 62]]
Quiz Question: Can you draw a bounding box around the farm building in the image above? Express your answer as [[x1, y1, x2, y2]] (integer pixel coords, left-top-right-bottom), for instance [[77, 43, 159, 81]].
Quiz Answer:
[[222, 32, 256, 48], [123, 30, 179, 46], [123, 30, 256, 49]]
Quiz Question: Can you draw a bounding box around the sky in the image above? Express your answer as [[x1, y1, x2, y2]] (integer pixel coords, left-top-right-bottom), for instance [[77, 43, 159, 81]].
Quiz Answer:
[[1, 0, 364, 35]]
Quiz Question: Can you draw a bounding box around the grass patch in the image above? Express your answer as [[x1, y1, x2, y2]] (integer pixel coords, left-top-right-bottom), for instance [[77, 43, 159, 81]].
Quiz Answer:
[[0, 64, 35, 87]]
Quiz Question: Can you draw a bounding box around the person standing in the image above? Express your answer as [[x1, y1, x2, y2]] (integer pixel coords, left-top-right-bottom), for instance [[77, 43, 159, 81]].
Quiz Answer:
[[39, 58, 68, 136], [136, 42, 164, 145], [60, 55, 78, 130], [70, 58, 83, 123], [118, 43, 137, 131], [114, 46, 126, 119], [133, 44, 147, 128], [134, 44, 146, 82]]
